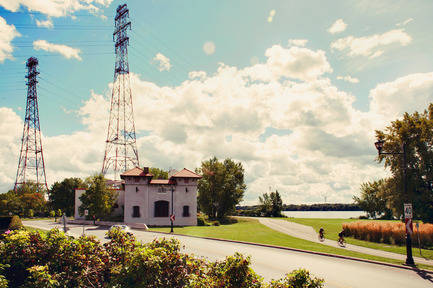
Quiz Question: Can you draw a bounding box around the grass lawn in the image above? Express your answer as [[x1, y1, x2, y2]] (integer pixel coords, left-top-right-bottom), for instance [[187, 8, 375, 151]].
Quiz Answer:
[[148, 218, 433, 271], [283, 218, 433, 260]]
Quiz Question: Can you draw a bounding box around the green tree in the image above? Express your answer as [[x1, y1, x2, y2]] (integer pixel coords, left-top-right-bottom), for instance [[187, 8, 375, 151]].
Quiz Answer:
[[149, 167, 168, 179], [196, 157, 246, 220], [353, 180, 393, 219], [376, 104, 433, 223], [79, 174, 118, 220], [259, 191, 283, 217], [49, 177, 85, 216], [0, 182, 47, 216]]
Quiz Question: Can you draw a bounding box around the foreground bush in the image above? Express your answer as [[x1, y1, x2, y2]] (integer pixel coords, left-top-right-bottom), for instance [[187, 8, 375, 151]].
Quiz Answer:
[[0, 229, 324, 287], [343, 221, 433, 247]]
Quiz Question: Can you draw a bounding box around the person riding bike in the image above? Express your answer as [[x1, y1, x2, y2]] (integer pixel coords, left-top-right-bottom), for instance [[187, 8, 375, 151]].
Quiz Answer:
[[319, 227, 325, 240], [338, 228, 345, 244]]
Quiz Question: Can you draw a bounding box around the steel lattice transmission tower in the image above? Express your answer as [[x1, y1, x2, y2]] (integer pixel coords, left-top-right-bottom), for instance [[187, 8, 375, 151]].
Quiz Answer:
[[102, 4, 139, 177], [14, 57, 48, 191]]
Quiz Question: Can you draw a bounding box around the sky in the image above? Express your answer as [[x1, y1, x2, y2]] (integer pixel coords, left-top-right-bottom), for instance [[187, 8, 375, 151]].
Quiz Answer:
[[1, 0, 433, 205]]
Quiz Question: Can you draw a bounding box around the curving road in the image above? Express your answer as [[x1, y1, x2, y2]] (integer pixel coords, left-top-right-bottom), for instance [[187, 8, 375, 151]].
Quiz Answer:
[[255, 217, 433, 266], [22, 220, 433, 288]]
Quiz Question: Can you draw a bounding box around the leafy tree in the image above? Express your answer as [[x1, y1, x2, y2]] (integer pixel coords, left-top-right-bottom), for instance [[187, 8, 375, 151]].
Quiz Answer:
[[0, 182, 46, 216], [353, 180, 393, 219], [376, 104, 433, 223], [259, 191, 283, 217], [79, 174, 118, 220], [196, 157, 246, 219], [49, 177, 85, 216], [149, 167, 168, 179]]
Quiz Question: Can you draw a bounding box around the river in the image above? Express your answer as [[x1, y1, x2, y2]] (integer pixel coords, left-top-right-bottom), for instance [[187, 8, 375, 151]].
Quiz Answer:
[[282, 210, 366, 219]]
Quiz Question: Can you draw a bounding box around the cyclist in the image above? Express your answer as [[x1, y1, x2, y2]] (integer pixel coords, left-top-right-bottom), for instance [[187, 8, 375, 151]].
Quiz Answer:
[[338, 228, 345, 244], [318, 227, 325, 240]]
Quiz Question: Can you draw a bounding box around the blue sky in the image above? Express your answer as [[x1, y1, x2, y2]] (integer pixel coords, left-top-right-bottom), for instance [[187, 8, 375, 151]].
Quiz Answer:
[[1, 0, 433, 205]]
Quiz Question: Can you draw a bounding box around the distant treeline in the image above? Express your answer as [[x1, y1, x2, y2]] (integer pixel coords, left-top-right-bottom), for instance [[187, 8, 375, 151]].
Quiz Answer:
[[237, 203, 361, 211]]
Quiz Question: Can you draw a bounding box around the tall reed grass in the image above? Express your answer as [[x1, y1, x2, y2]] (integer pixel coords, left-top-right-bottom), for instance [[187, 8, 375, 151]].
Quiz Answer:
[[343, 221, 433, 247]]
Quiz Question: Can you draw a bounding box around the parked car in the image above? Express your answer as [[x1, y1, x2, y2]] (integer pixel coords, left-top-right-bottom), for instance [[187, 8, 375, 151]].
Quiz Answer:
[[108, 225, 132, 237]]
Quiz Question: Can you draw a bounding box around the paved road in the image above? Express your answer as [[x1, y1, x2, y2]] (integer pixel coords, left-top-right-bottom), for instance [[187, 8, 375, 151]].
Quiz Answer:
[[255, 218, 433, 266], [22, 220, 433, 288]]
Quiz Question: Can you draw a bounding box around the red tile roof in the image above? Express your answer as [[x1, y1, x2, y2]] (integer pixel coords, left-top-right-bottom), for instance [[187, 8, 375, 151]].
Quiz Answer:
[[171, 168, 202, 179], [150, 179, 176, 185], [120, 167, 153, 178]]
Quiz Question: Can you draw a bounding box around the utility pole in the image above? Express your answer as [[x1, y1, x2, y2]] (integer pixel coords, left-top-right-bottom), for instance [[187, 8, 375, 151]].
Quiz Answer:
[[14, 57, 48, 192], [102, 3, 139, 178]]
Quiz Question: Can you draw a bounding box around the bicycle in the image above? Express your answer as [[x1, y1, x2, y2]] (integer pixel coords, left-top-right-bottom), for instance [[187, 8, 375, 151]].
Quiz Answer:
[[337, 237, 346, 247], [318, 233, 325, 242]]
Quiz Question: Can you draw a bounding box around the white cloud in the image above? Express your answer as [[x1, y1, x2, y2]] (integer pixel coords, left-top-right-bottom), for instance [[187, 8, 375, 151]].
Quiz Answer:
[[369, 72, 433, 124], [397, 18, 413, 26], [151, 53, 172, 72], [263, 45, 332, 81], [0, 0, 113, 18], [331, 29, 412, 59], [36, 18, 53, 29], [328, 19, 347, 34], [337, 75, 359, 83], [0, 17, 21, 63], [33, 40, 82, 60], [203, 41, 215, 55], [3, 41, 431, 206], [288, 39, 308, 47]]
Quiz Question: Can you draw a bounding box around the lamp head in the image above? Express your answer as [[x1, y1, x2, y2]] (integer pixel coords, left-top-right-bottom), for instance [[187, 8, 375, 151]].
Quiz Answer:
[[374, 139, 384, 155]]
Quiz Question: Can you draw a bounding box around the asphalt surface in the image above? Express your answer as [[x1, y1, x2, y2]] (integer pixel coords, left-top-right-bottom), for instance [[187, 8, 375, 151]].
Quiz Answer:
[[254, 217, 433, 266]]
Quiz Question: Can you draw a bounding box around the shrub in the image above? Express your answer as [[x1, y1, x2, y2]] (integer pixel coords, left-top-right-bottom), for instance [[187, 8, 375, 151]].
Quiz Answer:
[[197, 217, 206, 226], [49, 211, 55, 218], [267, 268, 324, 288], [8, 215, 23, 231], [343, 221, 433, 247], [0, 229, 325, 287], [212, 220, 220, 226]]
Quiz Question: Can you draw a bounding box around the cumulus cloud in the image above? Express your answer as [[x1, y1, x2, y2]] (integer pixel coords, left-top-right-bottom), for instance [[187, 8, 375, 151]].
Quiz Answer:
[[327, 19, 347, 34], [0, 17, 21, 63], [331, 29, 412, 59], [263, 45, 332, 81], [0, 0, 113, 18], [33, 40, 82, 60], [337, 75, 359, 83], [36, 18, 53, 29], [151, 53, 172, 72], [4, 41, 430, 205], [369, 72, 433, 123]]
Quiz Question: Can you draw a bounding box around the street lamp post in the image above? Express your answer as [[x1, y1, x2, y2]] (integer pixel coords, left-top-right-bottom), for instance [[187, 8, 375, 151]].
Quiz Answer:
[[374, 139, 414, 265], [170, 186, 174, 233]]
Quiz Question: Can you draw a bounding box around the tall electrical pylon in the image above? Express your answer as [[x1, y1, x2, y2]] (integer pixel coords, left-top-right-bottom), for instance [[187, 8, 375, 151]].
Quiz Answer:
[[102, 4, 139, 178], [14, 57, 48, 192]]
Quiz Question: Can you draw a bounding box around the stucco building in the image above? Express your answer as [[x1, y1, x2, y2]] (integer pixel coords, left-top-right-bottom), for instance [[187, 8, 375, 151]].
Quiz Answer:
[[75, 167, 202, 227]]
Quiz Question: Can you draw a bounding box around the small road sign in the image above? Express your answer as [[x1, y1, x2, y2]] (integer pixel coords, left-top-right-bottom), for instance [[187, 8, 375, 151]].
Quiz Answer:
[[405, 218, 413, 234], [170, 214, 175, 222], [404, 203, 412, 219], [84, 209, 89, 216]]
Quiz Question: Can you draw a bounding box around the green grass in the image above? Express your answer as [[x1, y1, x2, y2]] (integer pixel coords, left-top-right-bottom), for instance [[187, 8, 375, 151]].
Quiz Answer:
[[284, 218, 433, 260], [149, 218, 433, 271]]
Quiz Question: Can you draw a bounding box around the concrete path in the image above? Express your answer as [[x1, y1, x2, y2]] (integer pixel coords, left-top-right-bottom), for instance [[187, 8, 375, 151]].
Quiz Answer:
[[255, 217, 433, 266]]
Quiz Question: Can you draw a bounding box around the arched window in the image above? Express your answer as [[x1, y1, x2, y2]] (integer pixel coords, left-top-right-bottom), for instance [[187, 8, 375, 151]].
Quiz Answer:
[[154, 201, 169, 217], [132, 206, 140, 218]]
